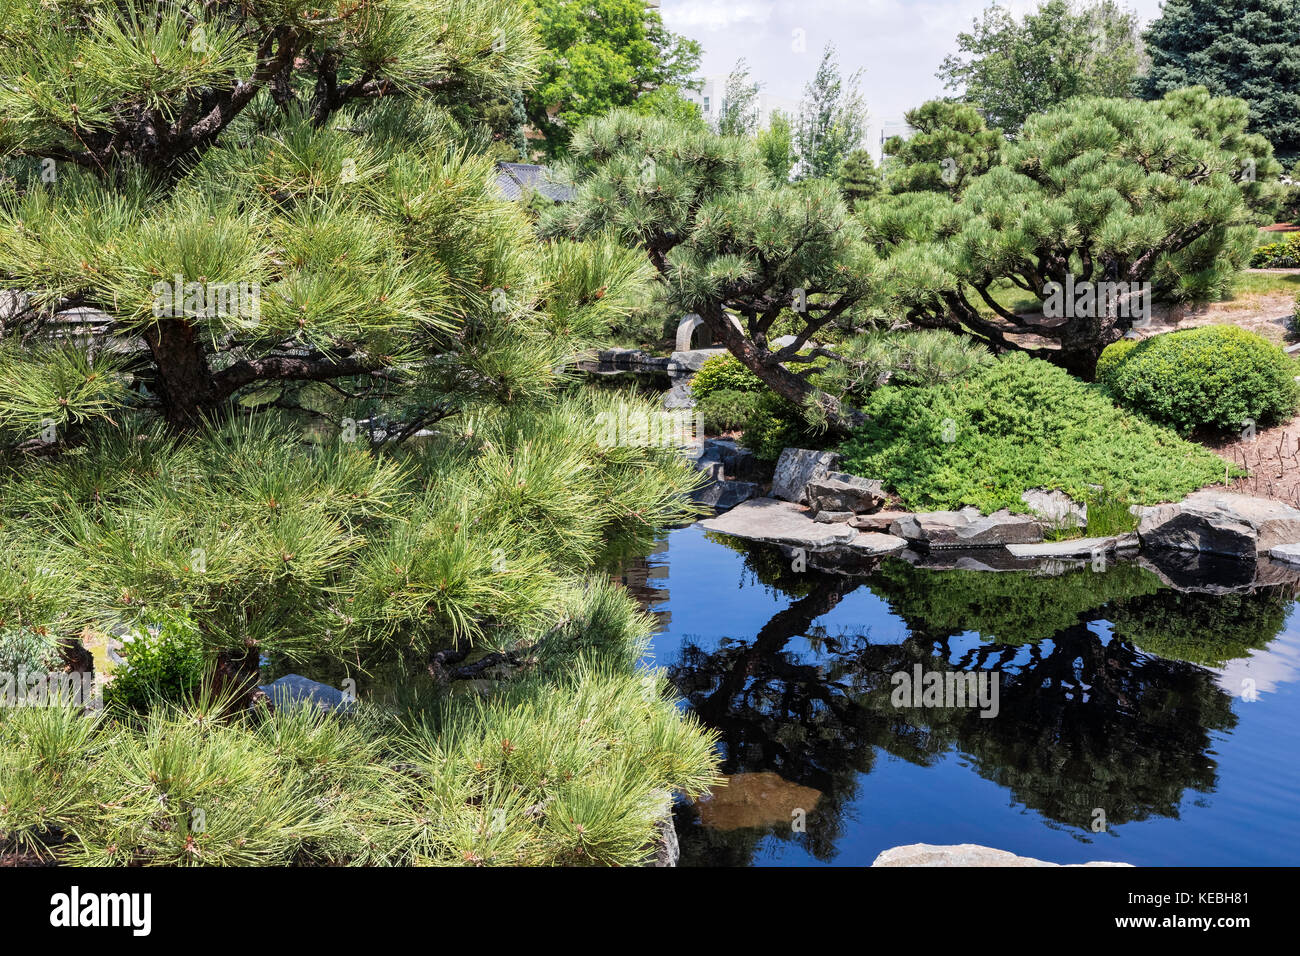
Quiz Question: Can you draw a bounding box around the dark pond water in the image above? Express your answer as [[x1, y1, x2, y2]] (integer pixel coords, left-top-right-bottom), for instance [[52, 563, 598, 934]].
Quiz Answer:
[[623, 524, 1300, 867]]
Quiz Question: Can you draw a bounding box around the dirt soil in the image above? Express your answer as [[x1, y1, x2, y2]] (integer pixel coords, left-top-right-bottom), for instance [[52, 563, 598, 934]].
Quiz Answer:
[[1137, 286, 1296, 346]]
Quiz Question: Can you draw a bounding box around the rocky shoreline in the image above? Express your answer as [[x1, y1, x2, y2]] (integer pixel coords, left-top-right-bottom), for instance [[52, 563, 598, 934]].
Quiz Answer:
[[693, 444, 1300, 590]]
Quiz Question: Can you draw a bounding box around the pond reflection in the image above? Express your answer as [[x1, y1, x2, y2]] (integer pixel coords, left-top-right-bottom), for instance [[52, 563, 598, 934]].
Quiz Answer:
[[630, 525, 1300, 867]]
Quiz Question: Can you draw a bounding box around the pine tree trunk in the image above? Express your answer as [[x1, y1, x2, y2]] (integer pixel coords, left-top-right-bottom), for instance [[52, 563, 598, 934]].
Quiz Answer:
[[141, 320, 220, 429], [700, 307, 866, 435], [212, 645, 262, 711]]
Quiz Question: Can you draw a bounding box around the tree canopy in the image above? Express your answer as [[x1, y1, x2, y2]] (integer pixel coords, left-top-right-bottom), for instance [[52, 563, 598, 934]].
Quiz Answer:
[[545, 110, 879, 432], [868, 89, 1282, 376], [938, 0, 1145, 133], [524, 0, 702, 159], [794, 44, 868, 181], [1138, 0, 1300, 161]]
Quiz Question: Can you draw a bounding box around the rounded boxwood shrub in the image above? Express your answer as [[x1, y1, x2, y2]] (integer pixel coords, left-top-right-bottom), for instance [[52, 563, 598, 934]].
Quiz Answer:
[[1097, 326, 1300, 433], [689, 355, 763, 401]]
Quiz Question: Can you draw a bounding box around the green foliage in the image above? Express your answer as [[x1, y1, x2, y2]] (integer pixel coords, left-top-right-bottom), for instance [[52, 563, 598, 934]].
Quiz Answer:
[[1138, 0, 1300, 161], [0, 343, 128, 445], [825, 329, 995, 393], [1083, 485, 1139, 537], [1249, 232, 1300, 267], [938, 0, 1145, 134], [525, 0, 702, 159], [870, 88, 1284, 372], [696, 389, 763, 435], [839, 353, 1234, 513], [757, 110, 795, 184], [0, 626, 61, 674], [716, 59, 761, 138], [736, 391, 817, 463], [0, 582, 720, 866], [1095, 337, 1138, 380], [0, 0, 723, 868], [689, 354, 764, 400], [837, 149, 881, 210], [1098, 326, 1300, 433], [547, 109, 879, 432], [793, 45, 868, 181], [104, 617, 205, 711], [881, 100, 1003, 195]]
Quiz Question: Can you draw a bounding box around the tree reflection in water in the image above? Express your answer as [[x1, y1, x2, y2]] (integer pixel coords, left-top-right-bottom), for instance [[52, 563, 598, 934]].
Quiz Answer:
[[652, 539, 1297, 866]]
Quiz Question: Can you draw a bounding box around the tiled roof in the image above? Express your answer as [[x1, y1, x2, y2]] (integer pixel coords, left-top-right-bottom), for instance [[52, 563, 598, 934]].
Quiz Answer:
[[494, 162, 575, 202]]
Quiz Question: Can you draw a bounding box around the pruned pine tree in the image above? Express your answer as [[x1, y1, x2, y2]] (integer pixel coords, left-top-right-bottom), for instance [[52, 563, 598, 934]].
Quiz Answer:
[[545, 110, 880, 434], [0, 2, 716, 855], [868, 89, 1283, 377]]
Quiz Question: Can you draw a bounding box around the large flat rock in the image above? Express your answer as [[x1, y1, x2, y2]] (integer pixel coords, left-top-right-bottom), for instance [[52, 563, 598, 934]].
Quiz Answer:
[[1007, 535, 1138, 559], [1137, 491, 1300, 558], [889, 508, 1044, 549], [843, 532, 909, 556], [871, 843, 1132, 868], [700, 498, 857, 548]]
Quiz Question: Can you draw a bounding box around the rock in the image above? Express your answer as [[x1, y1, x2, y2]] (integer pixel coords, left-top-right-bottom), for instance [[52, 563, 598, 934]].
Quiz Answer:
[[1271, 543, 1300, 566], [597, 348, 669, 371], [694, 772, 822, 831], [259, 674, 353, 714], [814, 510, 855, 524], [690, 478, 761, 511], [889, 508, 1044, 549], [699, 498, 857, 548], [661, 380, 696, 410], [1007, 536, 1126, 559], [844, 532, 909, 556], [850, 510, 915, 532], [806, 472, 886, 515], [770, 448, 841, 504], [871, 843, 1132, 868], [1020, 489, 1086, 529], [667, 347, 728, 375], [699, 438, 763, 482], [1137, 491, 1300, 558]]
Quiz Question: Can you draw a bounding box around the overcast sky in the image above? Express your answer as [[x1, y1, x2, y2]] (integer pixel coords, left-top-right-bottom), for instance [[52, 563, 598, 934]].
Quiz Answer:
[[661, 0, 1167, 154]]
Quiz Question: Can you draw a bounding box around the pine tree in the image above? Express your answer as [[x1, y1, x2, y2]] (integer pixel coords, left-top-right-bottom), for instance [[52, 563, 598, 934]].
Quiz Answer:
[[868, 89, 1283, 377], [882, 101, 1003, 196], [546, 110, 879, 434], [0, 1, 716, 863], [836, 149, 881, 210]]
